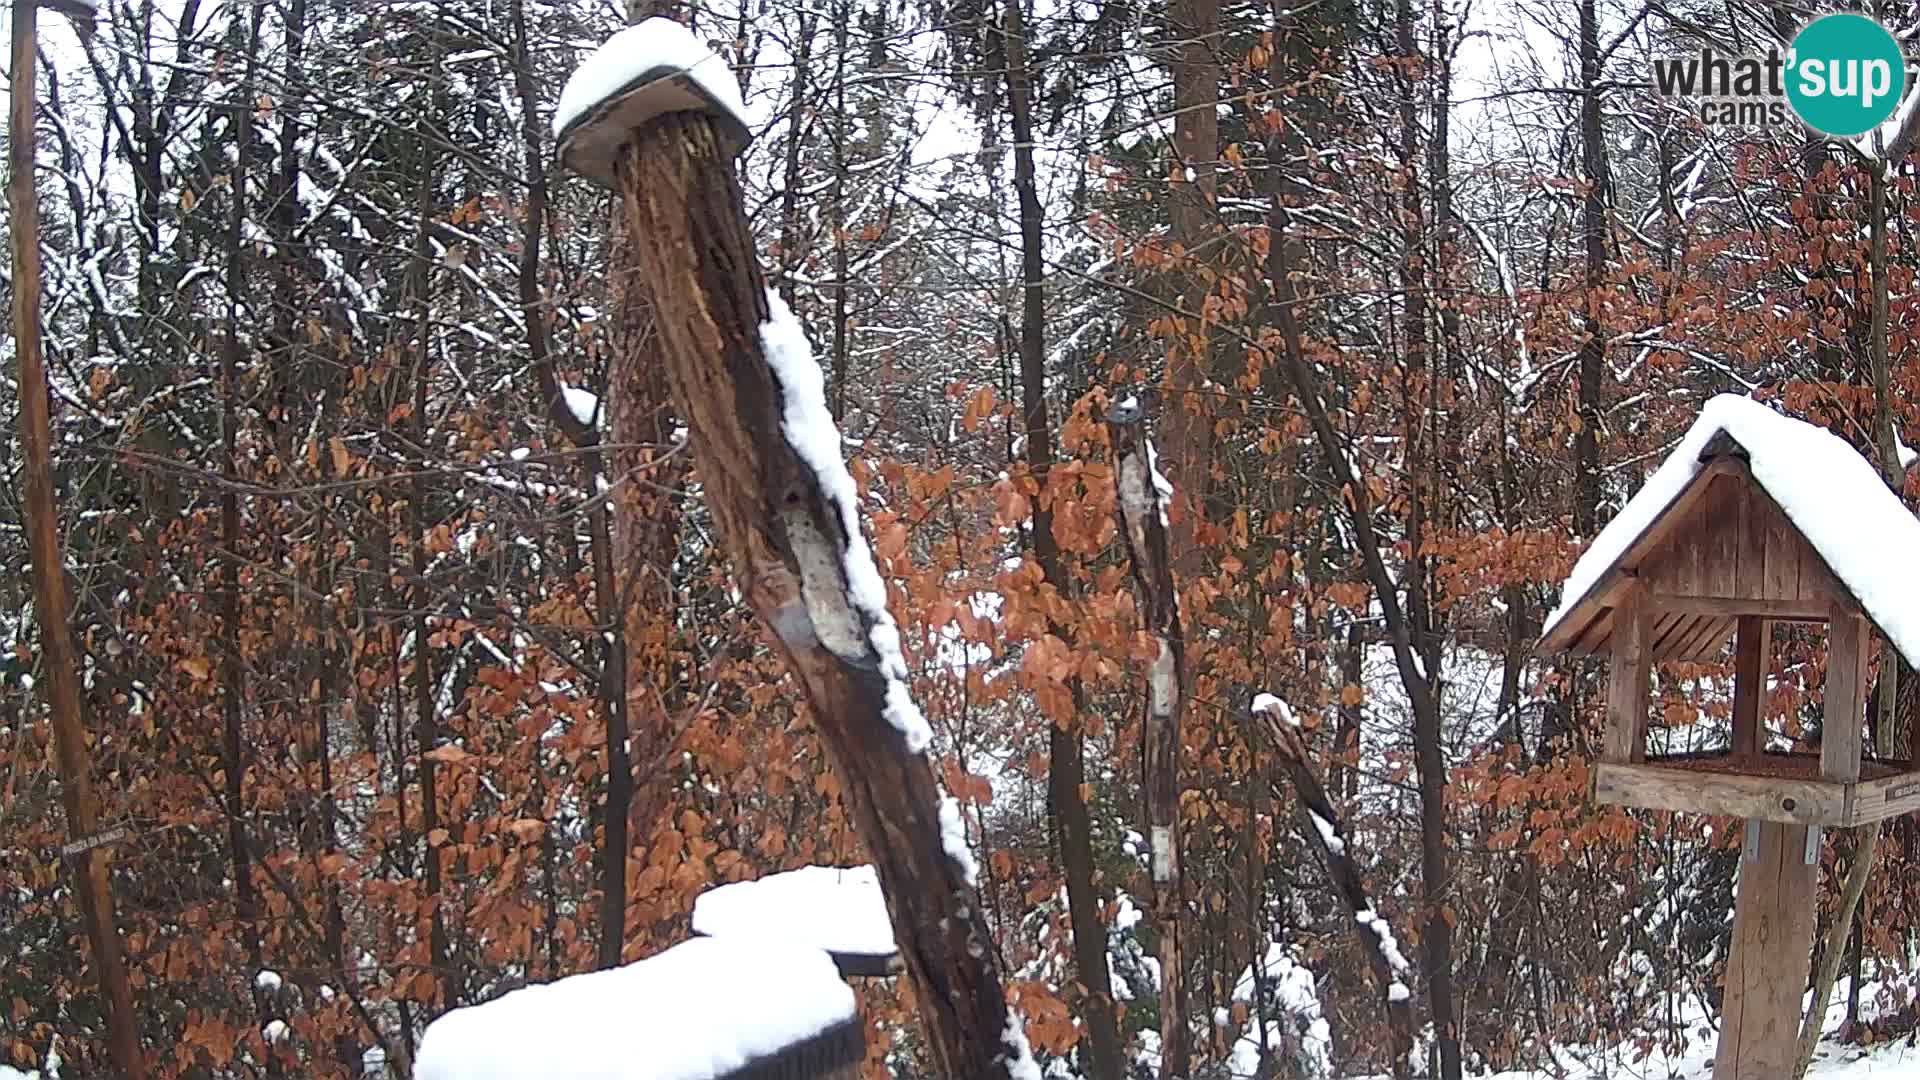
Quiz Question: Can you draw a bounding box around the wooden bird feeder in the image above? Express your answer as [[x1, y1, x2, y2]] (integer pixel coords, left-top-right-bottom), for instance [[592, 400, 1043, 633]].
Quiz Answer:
[[1539, 396, 1920, 1079]]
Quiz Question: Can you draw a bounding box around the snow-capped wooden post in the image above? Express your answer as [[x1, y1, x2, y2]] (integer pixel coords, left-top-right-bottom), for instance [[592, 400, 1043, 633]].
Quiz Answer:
[[1537, 396, 1920, 1080], [1105, 397, 1190, 1075], [553, 21, 1037, 1080]]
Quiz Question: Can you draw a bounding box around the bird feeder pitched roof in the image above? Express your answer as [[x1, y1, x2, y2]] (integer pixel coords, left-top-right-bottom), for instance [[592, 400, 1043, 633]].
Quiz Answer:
[[1538, 394, 1920, 668], [413, 936, 862, 1080], [554, 18, 753, 188], [694, 864, 903, 978]]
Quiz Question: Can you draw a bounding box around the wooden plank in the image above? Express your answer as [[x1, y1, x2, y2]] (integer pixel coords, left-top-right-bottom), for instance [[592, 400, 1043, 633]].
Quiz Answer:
[[1604, 584, 1651, 764], [1592, 762, 1849, 825], [1761, 499, 1800, 603], [1706, 475, 1742, 596], [1673, 616, 1736, 662], [1823, 606, 1868, 783], [1748, 480, 1860, 613], [1570, 608, 1614, 657], [1713, 821, 1819, 1080], [1650, 612, 1701, 658], [1848, 769, 1920, 825], [1734, 477, 1767, 600], [1643, 594, 1830, 620], [1731, 617, 1771, 760]]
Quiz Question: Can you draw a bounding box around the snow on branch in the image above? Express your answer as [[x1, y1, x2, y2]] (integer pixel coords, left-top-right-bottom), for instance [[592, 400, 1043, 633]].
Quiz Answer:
[[1252, 693, 1418, 1072]]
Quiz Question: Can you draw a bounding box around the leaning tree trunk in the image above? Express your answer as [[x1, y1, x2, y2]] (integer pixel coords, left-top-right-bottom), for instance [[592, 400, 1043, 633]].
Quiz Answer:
[[1254, 699, 1414, 1076], [603, 110, 1031, 1079]]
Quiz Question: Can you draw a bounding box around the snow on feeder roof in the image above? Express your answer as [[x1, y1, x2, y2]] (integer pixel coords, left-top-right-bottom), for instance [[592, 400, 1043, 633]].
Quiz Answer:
[[555, 17, 753, 188], [1538, 393, 1920, 669], [413, 937, 861, 1080], [693, 865, 902, 977]]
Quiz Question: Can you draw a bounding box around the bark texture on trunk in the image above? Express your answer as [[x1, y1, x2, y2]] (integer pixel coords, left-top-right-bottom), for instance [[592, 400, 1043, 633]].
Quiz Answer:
[[9, 2, 148, 1074], [605, 111, 1028, 1079], [1107, 409, 1190, 1079], [1002, 3, 1124, 1075]]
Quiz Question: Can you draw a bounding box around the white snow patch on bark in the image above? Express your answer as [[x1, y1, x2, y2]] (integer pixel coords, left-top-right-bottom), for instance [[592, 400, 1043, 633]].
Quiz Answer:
[[1309, 811, 1344, 856], [760, 289, 935, 753], [1251, 692, 1296, 726], [560, 386, 599, 427], [1000, 1011, 1044, 1080], [938, 796, 979, 887]]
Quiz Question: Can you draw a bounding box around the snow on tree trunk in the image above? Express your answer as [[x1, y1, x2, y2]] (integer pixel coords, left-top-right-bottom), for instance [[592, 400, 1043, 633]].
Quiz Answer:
[[586, 104, 1036, 1079]]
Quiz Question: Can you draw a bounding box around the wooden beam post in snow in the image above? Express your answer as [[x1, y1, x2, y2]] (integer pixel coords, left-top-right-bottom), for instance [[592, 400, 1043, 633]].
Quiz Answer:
[[1714, 821, 1817, 1079], [569, 93, 1032, 1076]]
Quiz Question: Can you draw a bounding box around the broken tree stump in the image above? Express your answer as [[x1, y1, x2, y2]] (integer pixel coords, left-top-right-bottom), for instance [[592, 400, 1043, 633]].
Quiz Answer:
[[554, 31, 1035, 1076]]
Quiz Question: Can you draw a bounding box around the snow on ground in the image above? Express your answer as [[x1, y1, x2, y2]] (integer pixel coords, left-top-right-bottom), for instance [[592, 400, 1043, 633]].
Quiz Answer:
[[552, 18, 750, 139], [1434, 980, 1920, 1080], [413, 937, 854, 1080], [1541, 394, 1920, 668], [692, 864, 896, 962], [1467, 1032, 1918, 1079]]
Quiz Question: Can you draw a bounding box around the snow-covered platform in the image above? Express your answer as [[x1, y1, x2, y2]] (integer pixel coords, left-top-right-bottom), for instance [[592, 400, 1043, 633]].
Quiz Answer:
[[413, 936, 863, 1080], [554, 18, 753, 188], [1540, 395, 1920, 827], [693, 865, 902, 978]]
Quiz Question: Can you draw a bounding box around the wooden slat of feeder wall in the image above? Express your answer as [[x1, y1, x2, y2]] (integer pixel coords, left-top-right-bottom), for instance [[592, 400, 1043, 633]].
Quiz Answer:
[[1636, 470, 1839, 644], [1604, 583, 1651, 763], [1823, 604, 1871, 784]]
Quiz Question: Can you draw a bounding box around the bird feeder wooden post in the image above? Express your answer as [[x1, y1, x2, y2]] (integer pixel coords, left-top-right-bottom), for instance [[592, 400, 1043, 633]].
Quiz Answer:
[[1540, 407, 1920, 1080], [555, 25, 1031, 1079]]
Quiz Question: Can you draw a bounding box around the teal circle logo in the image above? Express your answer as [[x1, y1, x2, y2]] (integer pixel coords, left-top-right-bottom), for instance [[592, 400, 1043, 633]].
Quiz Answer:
[[1786, 14, 1907, 137]]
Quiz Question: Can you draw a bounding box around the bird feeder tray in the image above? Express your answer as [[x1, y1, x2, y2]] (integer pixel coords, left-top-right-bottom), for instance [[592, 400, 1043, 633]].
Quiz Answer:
[[557, 66, 752, 189], [1593, 751, 1920, 827]]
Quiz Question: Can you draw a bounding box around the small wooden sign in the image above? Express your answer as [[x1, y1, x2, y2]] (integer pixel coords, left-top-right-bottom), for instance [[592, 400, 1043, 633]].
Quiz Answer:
[[61, 825, 129, 859]]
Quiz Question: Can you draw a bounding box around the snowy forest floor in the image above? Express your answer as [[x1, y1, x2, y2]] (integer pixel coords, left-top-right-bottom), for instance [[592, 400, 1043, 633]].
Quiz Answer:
[[1423, 977, 1920, 1079]]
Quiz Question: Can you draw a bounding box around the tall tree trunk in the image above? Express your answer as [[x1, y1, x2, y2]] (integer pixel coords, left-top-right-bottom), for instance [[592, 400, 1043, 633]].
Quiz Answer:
[[1390, 1, 1460, 1075], [1154, 0, 1217, 1070], [408, 150, 453, 1012], [599, 104, 1031, 1078], [1162, 0, 1219, 569], [9, 3, 148, 1075], [221, 0, 270, 1037], [1001, 6, 1124, 1077], [1573, 0, 1608, 536], [1106, 405, 1193, 1080]]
